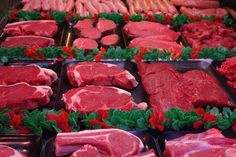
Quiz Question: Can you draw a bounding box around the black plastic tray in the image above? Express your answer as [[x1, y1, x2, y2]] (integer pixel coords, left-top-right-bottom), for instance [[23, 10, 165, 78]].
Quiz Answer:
[[40, 131, 158, 157], [156, 129, 236, 157], [0, 60, 62, 109], [0, 134, 42, 157], [56, 61, 148, 110]]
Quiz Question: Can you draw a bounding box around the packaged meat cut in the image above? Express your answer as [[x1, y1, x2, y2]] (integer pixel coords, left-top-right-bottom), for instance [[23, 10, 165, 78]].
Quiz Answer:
[[67, 62, 138, 90], [55, 129, 155, 157], [0, 83, 53, 111], [63, 85, 147, 112], [0, 36, 55, 48], [0, 64, 58, 86], [138, 62, 232, 112], [0, 145, 25, 157], [3, 20, 58, 37], [164, 128, 236, 157]]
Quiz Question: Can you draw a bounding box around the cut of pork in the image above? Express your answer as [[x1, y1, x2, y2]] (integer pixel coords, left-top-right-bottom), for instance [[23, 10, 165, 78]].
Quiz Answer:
[[101, 34, 119, 46], [63, 85, 146, 112], [0, 36, 55, 48], [3, 20, 58, 37], [73, 19, 94, 31], [55, 129, 144, 156], [96, 18, 116, 33], [80, 28, 101, 40], [0, 145, 25, 157], [0, 64, 57, 86], [73, 38, 98, 50], [67, 62, 138, 90], [0, 83, 52, 111], [165, 128, 236, 157]]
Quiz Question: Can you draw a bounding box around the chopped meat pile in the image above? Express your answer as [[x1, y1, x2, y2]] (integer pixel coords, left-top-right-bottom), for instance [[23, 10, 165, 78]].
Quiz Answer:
[[75, 0, 128, 17], [182, 20, 236, 49], [126, 0, 178, 16], [67, 62, 138, 90], [55, 129, 156, 157], [165, 128, 236, 157], [217, 57, 236, 91], [138, 62, 231, 112]]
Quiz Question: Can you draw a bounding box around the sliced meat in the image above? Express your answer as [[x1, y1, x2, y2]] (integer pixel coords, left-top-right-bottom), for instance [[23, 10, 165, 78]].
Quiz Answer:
[[171, 0, 220, 9], [96, 18, 116, 33], [74, 19, 94, 31], [80, 28, 101, 40], [73, 38, 98, 50], [70, 145, 104, 157], [101, 34, 119, 46]]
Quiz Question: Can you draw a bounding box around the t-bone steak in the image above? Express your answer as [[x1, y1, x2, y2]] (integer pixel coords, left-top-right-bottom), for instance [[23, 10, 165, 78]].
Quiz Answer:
[[0, 83, 53, 111], [0, 145, 25, 157], [0, 64, 58, 86], [67, 62, 138, 89], [165, 128, 236, 157], [63, 85, 146, 112], [55, 129, 144, 156], [3, 20, 58, 37]]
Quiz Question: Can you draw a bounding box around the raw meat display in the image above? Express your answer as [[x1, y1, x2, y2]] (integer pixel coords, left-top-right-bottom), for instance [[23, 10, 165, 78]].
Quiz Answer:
[[75, 0, 128, 17], [63, 85, 147, 112], [217, 57, 236, 90], [22, 0, 74, 12], [164, 128, 236, 157], [0, 145, 25, 157], [0, 83, 53, 111], [171, 0, 220, 9], [182, 20, 236, 49], [126, 0, 178, 16], [0, 36, 55, 48], [67, 62, 138, 89], [0, 64, 58, 86], [96, 18, 116, 33], [3, 20, 58, 37], [73, 38, 98, 50], [101, 34, 119, 46], [55, 129, 146, 156], [138, 62, 231, 112]]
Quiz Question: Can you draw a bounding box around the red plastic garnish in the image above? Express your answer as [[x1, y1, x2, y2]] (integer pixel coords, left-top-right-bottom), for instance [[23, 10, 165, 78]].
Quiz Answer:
[[8, 111, 30, 134], [203, 112, 218, 122], [8, 9, 19, 20], [194, 108, 205, 116], [94, 47, 106, 61], [149, 106, 165, 131], [40, 12, 52, 20], [193, 120, 203, 129], [123, 13, 129, 21], [134, 47, 147, 62]]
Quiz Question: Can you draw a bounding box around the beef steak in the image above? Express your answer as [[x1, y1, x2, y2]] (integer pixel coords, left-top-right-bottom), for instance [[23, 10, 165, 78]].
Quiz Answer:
[[0, 145, 25, 157], [73, 38, 98, 50], [55, 129, 144, 156], [0, 83, 53, 111], [63, 85, 146, 112], [67, 62, 138, 89], [0, 64, 58, 86], [96, 18, 116, 33], [74, 19, 94, 31], [101, 34, 119, 46], [80, 28, 101, 40]]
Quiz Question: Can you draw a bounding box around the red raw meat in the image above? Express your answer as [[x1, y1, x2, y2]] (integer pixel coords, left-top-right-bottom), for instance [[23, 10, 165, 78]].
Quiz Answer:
[[70, 145, 104, 157], [73, 19, 94, 31], [0, 36, 55, 48], [0, 83, 52, 111], [67, 62, 138, 90], [0, 64, 57, 86], [123, 21, 180, 40], [171, 0, 220, 9], [63, 85, 147, 112], [80, 28, 101, 40], [73, 38, 98, 50], [0, 145, 25, 157], [165, 128, 236, 157], [101, 34, 119, 46], [129, 149, 157, 157], [55, 129, 144, 156], [96, 18, 116, 33], [3, 20, 58, 37]]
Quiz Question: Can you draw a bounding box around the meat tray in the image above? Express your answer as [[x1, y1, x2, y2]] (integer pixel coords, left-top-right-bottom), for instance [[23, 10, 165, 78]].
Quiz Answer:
[[56, 61, 148, 110], [1, 60, 62, 109], [146, 60, 236, 108], [40, 131, 158, 157], [0, 134, 42, 157], [155, 130, 236, 157]]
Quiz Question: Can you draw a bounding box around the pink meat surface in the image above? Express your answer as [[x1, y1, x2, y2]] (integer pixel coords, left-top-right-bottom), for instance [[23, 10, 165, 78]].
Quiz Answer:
[[55, 129, 144, 157], [0, 145, 26, 157], [96, 18, 116, 33], [101, 34, 119, 46], [165, 128, 236, 157], [80, 28, 101, 40], [73, 38, 98, 50], [67, 62, 138, 89], [73, 19, 94, 31], [0, 64, 57, 86], [0, 83, 52, 111], [0, 36, 55, 48], [3, 20, 58, 37], [70, 145, 104, 157], [171, 0, 220, 8]]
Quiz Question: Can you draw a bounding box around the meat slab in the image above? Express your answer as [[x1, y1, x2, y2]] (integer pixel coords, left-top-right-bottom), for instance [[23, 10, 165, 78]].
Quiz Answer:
[[165, 128, 236, 157], [55, 129, 144, 156], [3, 20, 58, 37], [73, 19, 94, 31], [73, 38, 98, 50], [1, 36, 55, 48], [101, 34, 119, 46], [138, 62, 231, 112], [67, 62, 138, 89], [0, 64, 58, 86], [96, 18, 116, 33], [0, 145, 25, 157], [63, 85, 147, 112], [0, 83, 52, 111], [80, 28, 101, 40]]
